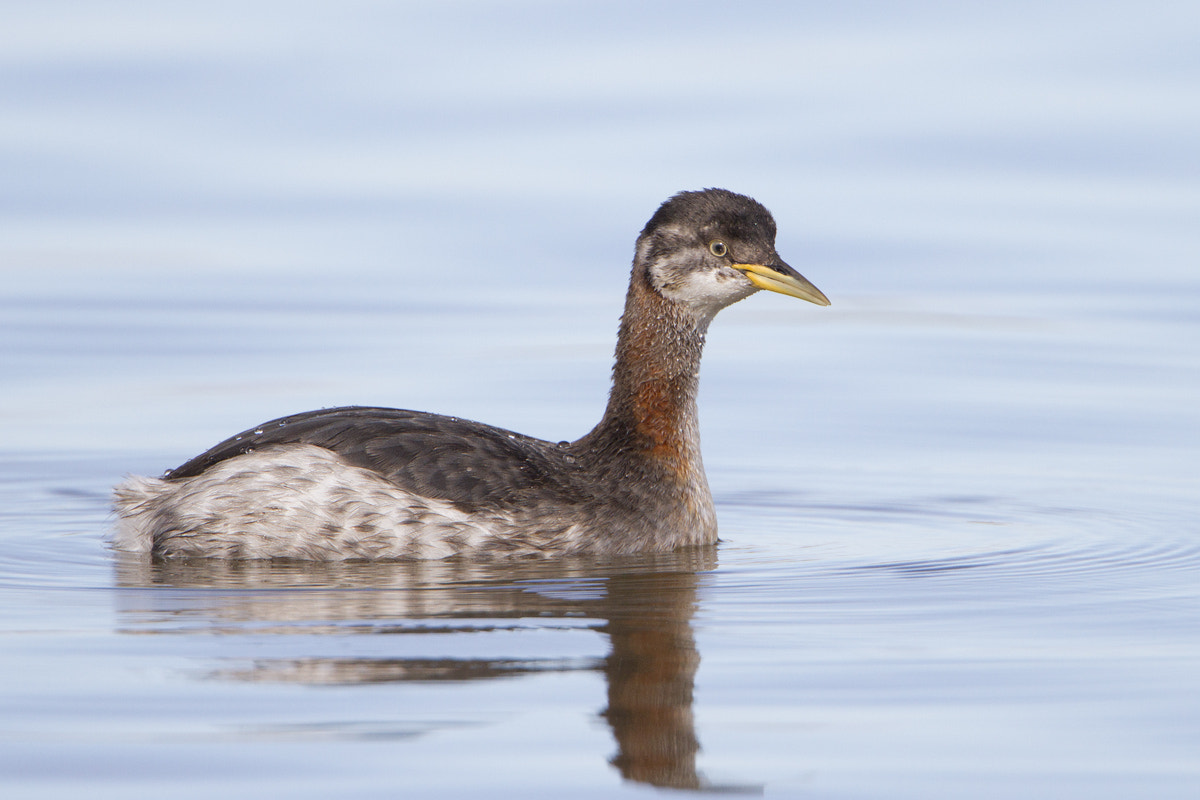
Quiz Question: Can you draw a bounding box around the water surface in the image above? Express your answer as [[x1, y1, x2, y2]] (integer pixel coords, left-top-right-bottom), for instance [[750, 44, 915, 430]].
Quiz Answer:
[[2, 2, 1199, 797]]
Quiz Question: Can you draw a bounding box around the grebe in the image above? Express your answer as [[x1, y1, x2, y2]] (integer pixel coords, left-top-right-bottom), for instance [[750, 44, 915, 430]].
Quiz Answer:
[[113, 189, 829, 560]]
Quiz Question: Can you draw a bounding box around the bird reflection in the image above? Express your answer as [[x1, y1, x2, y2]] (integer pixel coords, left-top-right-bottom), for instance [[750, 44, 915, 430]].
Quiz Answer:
[[113, 549, 725, 790], [601, 570, 702, 788]]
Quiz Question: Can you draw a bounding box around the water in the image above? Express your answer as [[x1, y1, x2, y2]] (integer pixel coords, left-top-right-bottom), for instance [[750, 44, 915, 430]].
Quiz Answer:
[[2, 1, 1199, 797]]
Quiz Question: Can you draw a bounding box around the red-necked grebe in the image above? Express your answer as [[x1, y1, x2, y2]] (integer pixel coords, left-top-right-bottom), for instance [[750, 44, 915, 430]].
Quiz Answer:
[[113, 189, 830, 559]]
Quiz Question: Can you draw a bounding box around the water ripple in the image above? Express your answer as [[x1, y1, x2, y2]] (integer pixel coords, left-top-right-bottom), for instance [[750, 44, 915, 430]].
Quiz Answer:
[[715, 490, 1200, 610]]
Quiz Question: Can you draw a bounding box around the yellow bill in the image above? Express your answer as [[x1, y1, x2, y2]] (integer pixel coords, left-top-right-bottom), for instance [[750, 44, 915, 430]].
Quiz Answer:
[[734, 262, 831, 306]]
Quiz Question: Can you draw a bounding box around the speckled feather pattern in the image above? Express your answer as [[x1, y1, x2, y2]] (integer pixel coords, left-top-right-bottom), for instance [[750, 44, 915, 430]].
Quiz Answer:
[[114, 441, 714, 559], [116, 445, 588, 559]]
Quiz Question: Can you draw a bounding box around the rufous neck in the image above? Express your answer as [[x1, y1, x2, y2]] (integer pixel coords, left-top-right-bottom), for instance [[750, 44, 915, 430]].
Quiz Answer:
[[587, 271, 709, 463]]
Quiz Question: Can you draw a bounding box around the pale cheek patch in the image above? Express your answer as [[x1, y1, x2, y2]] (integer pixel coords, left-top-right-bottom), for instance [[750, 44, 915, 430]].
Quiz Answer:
[[656, 266, 757, 323]]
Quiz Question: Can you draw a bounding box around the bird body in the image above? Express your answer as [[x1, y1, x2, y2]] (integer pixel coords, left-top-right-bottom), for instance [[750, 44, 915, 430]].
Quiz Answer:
[[113, 189, 829, 559]]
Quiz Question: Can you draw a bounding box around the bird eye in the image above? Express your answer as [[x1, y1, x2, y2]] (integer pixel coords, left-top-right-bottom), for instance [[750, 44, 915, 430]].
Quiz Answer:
[[709, 241, 728, 258]]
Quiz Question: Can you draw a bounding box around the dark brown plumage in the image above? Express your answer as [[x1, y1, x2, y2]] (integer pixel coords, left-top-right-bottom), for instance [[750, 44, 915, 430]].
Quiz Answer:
[[113, 189, 829, 559]]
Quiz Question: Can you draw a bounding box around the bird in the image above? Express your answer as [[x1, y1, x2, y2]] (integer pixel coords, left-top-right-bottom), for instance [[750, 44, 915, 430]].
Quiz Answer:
[[112, 189, 830, 560]]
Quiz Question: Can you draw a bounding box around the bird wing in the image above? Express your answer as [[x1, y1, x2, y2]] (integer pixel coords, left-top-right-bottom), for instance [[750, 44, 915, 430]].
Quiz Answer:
[[164, 406, 576, 509]]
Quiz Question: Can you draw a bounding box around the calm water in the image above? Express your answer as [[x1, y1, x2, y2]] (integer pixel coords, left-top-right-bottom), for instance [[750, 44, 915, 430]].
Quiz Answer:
[[3, 2, 1199, 797]]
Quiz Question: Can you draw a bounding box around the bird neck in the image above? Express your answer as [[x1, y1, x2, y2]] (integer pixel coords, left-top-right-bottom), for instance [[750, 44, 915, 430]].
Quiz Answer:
[[585, 269, 709, 471]]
